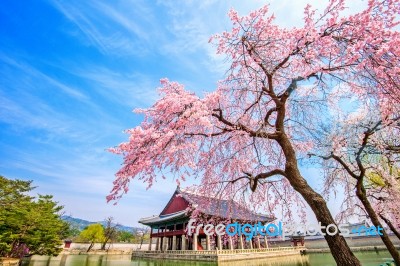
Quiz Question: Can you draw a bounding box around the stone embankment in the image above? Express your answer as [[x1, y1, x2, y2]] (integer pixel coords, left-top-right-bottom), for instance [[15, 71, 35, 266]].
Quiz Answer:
[[268, 235, 400, 253], [61, 243, 152, 255], [133, 247, 304, 262], [0, 258, 20, 266]]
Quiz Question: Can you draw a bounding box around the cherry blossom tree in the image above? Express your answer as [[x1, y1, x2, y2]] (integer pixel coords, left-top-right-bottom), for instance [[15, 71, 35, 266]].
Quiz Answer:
[[369, 160, 400, 240], [331, 156, 400, 241], [360, 142, 400, 241], [110, 1, 400, 265], [309, 108, 400, 263]]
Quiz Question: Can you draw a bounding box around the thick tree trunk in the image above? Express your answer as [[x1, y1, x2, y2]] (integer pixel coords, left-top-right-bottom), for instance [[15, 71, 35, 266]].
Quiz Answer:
[[356, 181, 400, 265], [101, 238, 109, 250], [380, 213, 400, 241], [279, 136, 362, 266]]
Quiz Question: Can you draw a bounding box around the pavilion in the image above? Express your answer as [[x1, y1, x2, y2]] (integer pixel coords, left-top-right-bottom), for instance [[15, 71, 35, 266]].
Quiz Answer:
[[139, 186, 275, 251]]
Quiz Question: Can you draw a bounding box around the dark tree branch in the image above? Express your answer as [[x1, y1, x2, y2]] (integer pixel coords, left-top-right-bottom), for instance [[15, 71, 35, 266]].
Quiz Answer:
[[308, 153, 359, 179], [211, 108, 279, 139], [379, 213, 400, 240], [264, 107, 277, 126]]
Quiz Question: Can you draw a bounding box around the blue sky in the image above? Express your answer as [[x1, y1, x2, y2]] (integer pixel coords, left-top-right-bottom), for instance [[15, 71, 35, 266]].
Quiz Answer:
[[0, 0, 364, 226]]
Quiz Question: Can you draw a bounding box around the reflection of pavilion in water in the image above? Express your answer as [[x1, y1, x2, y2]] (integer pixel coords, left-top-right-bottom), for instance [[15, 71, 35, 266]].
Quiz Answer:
[[136, 187, 305, 261]]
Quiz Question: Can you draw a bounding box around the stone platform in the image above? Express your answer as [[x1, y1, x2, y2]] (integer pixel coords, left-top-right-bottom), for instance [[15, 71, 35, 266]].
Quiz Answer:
[[132, 247, 305, 262]]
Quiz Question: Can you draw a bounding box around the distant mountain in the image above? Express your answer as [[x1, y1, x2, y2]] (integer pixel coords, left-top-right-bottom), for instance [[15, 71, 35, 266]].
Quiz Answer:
[[61, 216, 93, 231], [61, 215, 139, 232]]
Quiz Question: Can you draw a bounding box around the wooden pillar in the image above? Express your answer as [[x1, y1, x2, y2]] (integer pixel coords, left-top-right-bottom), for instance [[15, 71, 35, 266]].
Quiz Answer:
[[172, 235, 177, 250], [172, 224, 176, 250], [163, 237, 168, 251], [264, 236, 269, 248], [257, 236, 261, 249], [229, 236, 234, 250], [149, 237, 152, 250], [181, 235, 186, 250], [155, 237, 160, 251], [205, 235, 210, 250], [239, 235, 244, 249], [217, 235, 222, 250], [249, 238, 253, 249], [193, 234, 198, 251]]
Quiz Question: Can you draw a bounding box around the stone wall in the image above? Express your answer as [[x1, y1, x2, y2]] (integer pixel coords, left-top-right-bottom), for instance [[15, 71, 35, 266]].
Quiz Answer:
[[0, 258, 20, 266], [305, 235, 400, 250], [62, 243, 156, 255]]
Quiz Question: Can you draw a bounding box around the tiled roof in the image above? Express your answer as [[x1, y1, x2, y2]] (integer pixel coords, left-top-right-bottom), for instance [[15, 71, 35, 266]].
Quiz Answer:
[[180, 189, 274, 222], [138, 210, 187, 225], [139, 187, 275, 226]]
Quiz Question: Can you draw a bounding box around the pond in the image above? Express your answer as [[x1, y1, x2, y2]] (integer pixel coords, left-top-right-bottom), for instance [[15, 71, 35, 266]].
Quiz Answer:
[[21, 251, 394, 266]]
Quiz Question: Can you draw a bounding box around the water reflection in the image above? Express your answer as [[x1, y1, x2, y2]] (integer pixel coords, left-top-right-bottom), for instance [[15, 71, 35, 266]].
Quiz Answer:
[[218, 255, 309, 266], [130, 259, 215, 266], [22, 255, 216, 266], [21, 254, 309, 266], [20, 251, 391, 266]]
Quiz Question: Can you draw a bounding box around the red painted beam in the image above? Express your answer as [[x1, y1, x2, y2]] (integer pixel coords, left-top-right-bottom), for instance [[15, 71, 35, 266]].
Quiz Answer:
[[151, 229, 185, 237]]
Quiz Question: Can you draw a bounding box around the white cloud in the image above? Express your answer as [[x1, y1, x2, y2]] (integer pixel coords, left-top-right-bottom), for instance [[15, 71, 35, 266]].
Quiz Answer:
[[0, 53, 88, 101], [73, 66, 159, 108], [48, 0, 166, 57]]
